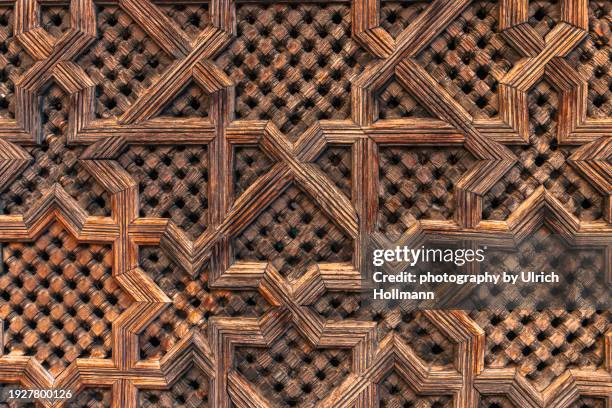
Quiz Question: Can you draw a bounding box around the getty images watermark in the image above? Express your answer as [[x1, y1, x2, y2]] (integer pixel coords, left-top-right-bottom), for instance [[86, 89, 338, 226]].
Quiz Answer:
[[367, 238, 608, 310]]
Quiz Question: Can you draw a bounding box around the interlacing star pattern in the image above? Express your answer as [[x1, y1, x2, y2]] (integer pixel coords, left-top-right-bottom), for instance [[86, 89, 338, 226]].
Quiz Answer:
[[0, 0, 609, 407]]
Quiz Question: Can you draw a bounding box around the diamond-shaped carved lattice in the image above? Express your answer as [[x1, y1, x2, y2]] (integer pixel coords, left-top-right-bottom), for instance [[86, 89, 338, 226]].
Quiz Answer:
[[378, 371, 453, 408], [41, 5, 71, 39], [314, 146, 352, 199], [569, 397, 607, 408], [78, 5, 173, 119], [380, 1, 429, 39], [467, 226, 608, 310], [233, 146, 276, 198], [479, 395, 517, 408], [159, 81, 210, 119], [234, 326, 351, 408], [156, 2, 211, 40], [377, 146, 476, 240], [416, 0, 521, 119], [216, 3, 371, 139], [161, 83, 210, 118], [469, 227, 609, 391], [0, 6, 34, 120], [67, 388, 112, 408], [470, 307, 610, 391], [377, 75, 434, 120], [139, 365, 210, 407], [138, 246, 269, 359], [119, 145, 209, 240], [0, 223, 132, 376], [233, 185, 353, 278], [567, 1, 611, 119], [528, 0, 560, 38]]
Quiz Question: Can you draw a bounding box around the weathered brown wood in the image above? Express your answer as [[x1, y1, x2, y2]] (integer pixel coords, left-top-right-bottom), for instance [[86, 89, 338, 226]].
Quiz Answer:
[[0, 0, 609, 407]]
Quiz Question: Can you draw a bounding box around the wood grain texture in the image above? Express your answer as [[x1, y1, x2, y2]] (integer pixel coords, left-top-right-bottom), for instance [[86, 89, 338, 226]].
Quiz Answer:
[[0, 0, 610, 407]]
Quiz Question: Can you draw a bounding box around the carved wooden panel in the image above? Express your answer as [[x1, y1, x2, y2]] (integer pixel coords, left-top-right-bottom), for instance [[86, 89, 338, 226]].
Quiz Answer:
[[0, 0, 609, 407]]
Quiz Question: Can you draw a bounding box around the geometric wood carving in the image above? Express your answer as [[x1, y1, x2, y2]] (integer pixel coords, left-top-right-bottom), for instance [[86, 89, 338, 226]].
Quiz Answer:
[[0, 0, 609, 407]]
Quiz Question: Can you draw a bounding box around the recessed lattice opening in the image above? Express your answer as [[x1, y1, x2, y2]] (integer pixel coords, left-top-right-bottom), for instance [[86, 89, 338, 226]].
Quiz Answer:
[[416, 0, 520, 119], [376, 75, 434, 120], [235, 325, 351, 408], [0, 83, 111, 216], [314, 146, 352, 199], [566, 1, 611, 119], [155, 2, 211, 40], [377, 146, 476, 241], [233, 146, 276, 199], [379, 371, 453, 407], [479, 395, 517, 408], [0, 6, 35, 120], [528, 0, 560, 38], [394, 311, 456, 368], [78, 5, 173, 119], [67, 388, 111, 408], [158, 81, 210, 118], [380, 1, 430, 39], [233, 184, 353, 279], [41, 5, 71, 38], [216, 3, 372, 140], [483, 81, 604, 221], [118, 144, 209, 240], [138, 246, 269, 359], [139, 365, 210, 407], [0, 223, 132, 376], [569, 397, 607, 408]]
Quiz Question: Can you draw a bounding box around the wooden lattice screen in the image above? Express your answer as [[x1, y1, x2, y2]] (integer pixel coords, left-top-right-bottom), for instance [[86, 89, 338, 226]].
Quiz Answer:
[[0, 0, 610, 407]]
